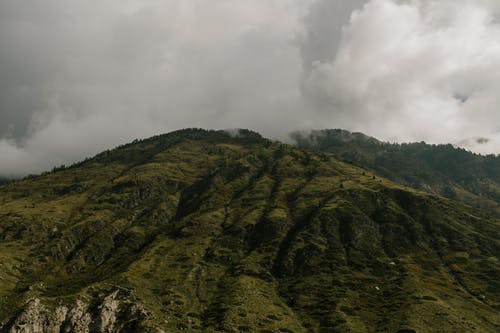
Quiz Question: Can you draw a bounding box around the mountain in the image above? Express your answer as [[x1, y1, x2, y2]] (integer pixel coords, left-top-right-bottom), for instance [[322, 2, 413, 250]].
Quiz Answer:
[[0, 129, 498, 333], [291, 129, 500, 216]]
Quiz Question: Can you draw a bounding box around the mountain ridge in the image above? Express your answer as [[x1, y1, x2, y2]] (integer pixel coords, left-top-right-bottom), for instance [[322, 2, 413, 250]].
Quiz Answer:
[[0, 128, 498, 332], [291, 129, 500, 216]]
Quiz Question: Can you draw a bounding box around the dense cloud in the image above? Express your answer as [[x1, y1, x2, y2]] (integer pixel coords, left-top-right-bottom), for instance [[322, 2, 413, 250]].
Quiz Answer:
[[0, 0, 313, 176], [0, 0, 498, 176], [302, 0, 500, 154]]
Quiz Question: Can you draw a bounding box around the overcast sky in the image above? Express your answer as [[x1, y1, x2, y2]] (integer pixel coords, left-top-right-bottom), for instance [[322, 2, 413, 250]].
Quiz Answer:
[[1, 0, 499, 176]]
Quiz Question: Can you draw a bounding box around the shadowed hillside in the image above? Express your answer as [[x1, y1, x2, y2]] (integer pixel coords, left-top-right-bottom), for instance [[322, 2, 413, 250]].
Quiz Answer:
[[0, 129, 498, 332], [291, 129, 500, 216]]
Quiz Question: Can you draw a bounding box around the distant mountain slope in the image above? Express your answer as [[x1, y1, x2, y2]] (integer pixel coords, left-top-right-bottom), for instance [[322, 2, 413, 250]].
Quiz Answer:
[[291, 129, 500, 215], [0, 129, 498, 333]]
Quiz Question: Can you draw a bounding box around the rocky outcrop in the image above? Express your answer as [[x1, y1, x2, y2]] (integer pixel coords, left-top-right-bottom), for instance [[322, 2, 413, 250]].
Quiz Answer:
[[7, 299, 49, 333], [5, 292, 145, 333], [64, 300, 91, 333], [95, 292, 119, 333]]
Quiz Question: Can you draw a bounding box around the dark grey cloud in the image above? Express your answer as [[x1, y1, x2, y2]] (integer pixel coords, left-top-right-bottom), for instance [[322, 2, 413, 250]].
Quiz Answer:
[[0, 0, 316, 176], [0, 0, 498, 176], [300, 0, 367, 74]]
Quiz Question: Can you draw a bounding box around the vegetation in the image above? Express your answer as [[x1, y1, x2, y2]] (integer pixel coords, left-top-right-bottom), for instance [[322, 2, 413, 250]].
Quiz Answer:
[[292, 129, 500, 215], [0, 128, 498, 332]]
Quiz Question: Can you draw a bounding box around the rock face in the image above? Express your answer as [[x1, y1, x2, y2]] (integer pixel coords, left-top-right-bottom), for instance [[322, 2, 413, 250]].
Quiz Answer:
[[8, 299, 47, 333], [7, 292, 142, 333], [64, 300, 92, 333], [96, 292, 119, 333]]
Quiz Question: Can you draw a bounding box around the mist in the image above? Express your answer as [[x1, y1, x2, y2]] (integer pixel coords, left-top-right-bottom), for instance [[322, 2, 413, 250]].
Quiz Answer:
[[1, 0, 499, 176]]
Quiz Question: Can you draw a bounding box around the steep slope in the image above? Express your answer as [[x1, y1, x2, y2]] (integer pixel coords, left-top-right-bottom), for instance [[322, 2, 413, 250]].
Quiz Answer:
[[291, 129, 500, 215], [0, 129, 498, 333]]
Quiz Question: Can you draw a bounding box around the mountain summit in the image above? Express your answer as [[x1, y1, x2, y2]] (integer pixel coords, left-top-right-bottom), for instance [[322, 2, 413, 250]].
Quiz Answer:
[[0, 129, 498, 332]]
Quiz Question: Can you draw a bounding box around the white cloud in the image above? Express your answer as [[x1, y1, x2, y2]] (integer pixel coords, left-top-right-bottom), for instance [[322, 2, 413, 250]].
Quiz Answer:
[[302, 0, 500, 153]]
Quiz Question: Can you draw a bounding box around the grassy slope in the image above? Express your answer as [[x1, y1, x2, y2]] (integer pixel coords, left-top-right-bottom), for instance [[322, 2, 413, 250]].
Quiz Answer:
[[291, 129, 500, 216], [0, 129, 498, 332]]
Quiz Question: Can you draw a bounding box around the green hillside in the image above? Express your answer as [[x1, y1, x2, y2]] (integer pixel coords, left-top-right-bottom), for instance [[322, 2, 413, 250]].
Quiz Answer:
[[291, 129, 500, 216], [0, 129, 498, 332]]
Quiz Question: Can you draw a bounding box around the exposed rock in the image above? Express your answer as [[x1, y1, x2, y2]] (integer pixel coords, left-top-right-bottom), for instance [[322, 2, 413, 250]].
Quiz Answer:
[[9, 299, 45, 333], [6, 292, 142, 333], [96, 291, 119, 333], [64, 300, 91, 333], [46, 306, 68, 333]]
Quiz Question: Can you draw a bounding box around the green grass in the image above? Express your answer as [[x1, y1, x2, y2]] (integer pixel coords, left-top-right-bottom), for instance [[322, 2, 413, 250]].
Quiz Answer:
[[292, 129, 500, 216], [0, 129, 498, 332]]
